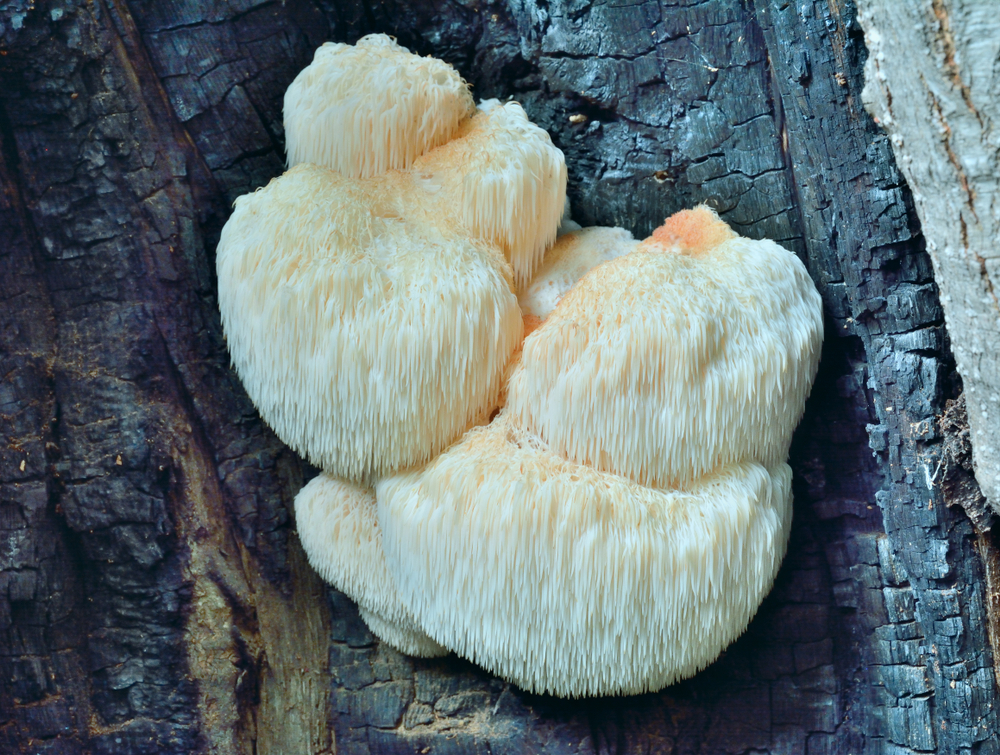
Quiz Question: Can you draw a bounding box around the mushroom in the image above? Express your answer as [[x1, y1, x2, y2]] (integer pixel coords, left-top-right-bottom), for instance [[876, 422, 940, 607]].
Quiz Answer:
[[518, 226, 639, 322], [374, 208, 824, 696], [508, 206, 824, 488], [295, 473, 446, 657], [284, 34, 474, 177], [282, 36, 566, 285], [411, 99, 567, 288], [377, 412, 792, 696], [225, 35, 825, 697], [217, 162, 522, 481]]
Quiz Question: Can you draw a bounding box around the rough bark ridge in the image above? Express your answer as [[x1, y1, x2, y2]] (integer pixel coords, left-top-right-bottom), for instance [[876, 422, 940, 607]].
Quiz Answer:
[[0, 1, 997, 753], [857, 0, 1000, 515], [0, 2, 333, 753]]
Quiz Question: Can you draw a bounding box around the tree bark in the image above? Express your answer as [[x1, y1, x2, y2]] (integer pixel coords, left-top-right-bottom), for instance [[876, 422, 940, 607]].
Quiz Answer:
[[1, 1, 997, 754], [857, 0, 1000, 516]]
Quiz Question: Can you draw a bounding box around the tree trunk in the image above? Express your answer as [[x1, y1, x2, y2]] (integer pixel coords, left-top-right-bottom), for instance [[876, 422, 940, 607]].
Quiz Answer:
[[857, 0, 1000, 516], [1, 1, 997, 753]]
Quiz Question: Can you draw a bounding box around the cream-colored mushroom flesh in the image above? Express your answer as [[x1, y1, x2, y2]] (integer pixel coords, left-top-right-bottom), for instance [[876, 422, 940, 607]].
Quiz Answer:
[[284, 34, 474, 177], [508, 207, 824, 488], [376, 412, 792, 697], [357, 606, 446, 658], [413, 100, 567, 288], [217, 163, 522, 480], [295, 474, 446, 657], [518, 226, 639, 321]]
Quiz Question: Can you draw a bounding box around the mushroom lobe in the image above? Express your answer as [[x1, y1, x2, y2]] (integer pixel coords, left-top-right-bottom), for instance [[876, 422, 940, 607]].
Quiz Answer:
[[284, 34, 474, 178], [217, 163, 522, 481], [413, 100, 567, 289], [509, 209, 824, 489], [377, 412, 793, 697], [295, 473, 447, 657]]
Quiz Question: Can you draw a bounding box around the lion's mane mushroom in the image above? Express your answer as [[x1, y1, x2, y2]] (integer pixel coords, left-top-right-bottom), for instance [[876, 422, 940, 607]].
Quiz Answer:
[[508, 206, 824, 489], [375, 207, 824, 697], [294, 473, 446, 657], [411, 99, 567, 288], [216, 162, 523, 481], [281, 35, 565, 288], [220, 35, 574, 654], [284, 34, 474, 177], [223, 33, 827, 696], [377, 412, 792, 696], [518, 226, 639, 321]]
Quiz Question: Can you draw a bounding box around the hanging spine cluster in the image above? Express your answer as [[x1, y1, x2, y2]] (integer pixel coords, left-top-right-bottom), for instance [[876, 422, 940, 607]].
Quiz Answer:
[[216, 34, 825, 698], [284, 35, 474, 178]]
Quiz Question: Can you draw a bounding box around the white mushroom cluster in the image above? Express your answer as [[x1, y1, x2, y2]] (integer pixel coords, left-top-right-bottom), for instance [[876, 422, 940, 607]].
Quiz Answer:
[[216, 35, 825, 697]]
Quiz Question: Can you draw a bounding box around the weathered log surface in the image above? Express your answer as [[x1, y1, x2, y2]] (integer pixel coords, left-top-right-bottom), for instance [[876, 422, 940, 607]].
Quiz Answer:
[[857, 0, 1000, 516], [0, 1, 997, 753]]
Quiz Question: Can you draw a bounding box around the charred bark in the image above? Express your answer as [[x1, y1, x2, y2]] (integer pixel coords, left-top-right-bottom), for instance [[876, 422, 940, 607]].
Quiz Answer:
[[0, 1, 997, 753]]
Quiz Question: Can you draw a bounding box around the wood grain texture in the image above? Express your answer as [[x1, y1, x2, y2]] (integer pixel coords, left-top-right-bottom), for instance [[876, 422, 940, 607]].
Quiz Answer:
[[1, 1, 997, 753], [858, 0, 1000, 515]]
